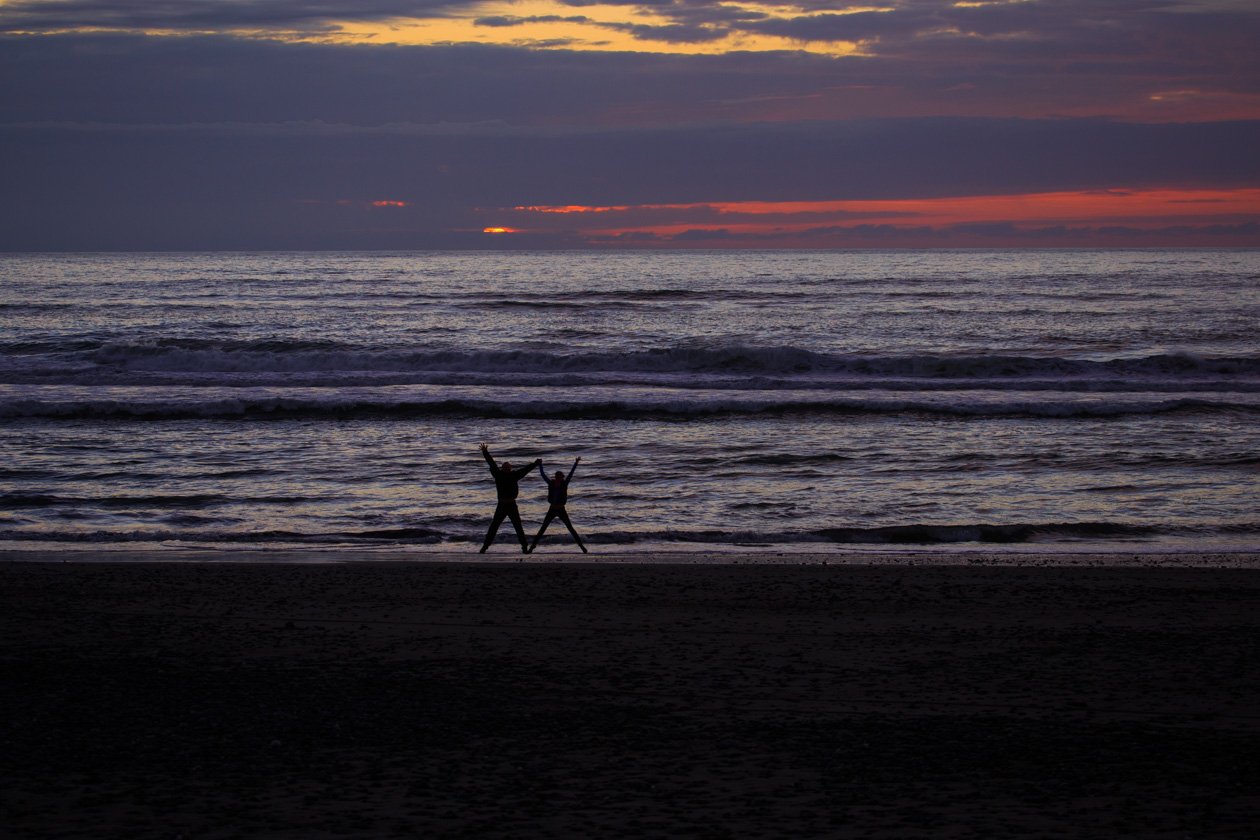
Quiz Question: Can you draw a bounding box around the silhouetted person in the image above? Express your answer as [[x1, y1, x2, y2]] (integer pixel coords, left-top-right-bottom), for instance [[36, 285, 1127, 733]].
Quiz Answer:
[[529, 456, 588, 554], [479, 443, 540, 554]]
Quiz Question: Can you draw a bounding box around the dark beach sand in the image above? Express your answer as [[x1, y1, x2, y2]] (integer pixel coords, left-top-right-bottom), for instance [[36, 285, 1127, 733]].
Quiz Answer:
[[3, 553, 1259, 838]]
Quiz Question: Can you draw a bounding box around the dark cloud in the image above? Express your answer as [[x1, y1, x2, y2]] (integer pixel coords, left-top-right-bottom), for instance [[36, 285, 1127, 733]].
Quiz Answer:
[[563, 0, 1260, 62], [605, 22, 727, 43], [740, 9, 915, 42], [548, 0, 1260, 110], [474, 15, 592, 28], [471, 13, 725, 45], [600, 0, 768, 26], [0, 0, 469, 32], [736, 0, 1260, 80], [3, 29, 1256, 132], [1, 34, 837, 126]]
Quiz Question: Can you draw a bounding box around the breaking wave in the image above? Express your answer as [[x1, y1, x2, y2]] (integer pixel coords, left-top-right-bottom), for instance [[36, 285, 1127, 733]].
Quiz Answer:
[[3, 341, 1259, 391], [1, 390, 1256, 420]]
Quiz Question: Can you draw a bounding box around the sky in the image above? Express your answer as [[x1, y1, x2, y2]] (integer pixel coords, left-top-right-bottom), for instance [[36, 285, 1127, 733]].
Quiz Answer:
[[2, 0, 1258, 249]]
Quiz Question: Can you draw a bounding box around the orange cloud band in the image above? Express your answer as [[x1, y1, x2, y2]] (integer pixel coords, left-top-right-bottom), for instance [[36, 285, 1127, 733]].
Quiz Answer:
[[496, 188, 1260, 236]]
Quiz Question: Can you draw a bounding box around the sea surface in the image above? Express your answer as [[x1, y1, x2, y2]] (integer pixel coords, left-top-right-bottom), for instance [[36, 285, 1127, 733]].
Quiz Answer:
[[1, 249, 1258, 556]]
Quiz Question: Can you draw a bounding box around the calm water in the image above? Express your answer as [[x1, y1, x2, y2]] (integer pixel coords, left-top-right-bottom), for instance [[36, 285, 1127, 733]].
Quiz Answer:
[[1, 249, 1258, 555]]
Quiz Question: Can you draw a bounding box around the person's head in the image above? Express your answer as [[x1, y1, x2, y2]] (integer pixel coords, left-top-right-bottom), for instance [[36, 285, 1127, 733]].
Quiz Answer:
[[554, 471, 565, 482], [501, 461, 512, 472]]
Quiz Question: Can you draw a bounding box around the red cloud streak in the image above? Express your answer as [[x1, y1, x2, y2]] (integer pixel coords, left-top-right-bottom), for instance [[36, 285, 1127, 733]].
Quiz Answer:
[[479, 189, 1260, 247]]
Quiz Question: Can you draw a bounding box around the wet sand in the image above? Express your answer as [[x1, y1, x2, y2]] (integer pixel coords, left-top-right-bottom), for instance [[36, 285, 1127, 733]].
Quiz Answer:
[[3, 553, 1260, 838]]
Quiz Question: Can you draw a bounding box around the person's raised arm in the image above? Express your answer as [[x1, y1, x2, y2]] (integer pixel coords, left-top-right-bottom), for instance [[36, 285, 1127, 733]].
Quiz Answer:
[[512, 458, 541, 481], [566, 456, 581, 484], [537, 459, 550, 485], [480, 443, 496, 469]]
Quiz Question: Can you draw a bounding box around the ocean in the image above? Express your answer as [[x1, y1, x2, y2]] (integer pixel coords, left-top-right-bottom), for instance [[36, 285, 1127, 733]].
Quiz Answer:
[[2, 249, 1257, 556]]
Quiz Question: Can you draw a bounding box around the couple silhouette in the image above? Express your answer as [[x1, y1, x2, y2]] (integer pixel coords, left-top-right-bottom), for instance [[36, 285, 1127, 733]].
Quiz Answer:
[[479, 443, 588, 554]]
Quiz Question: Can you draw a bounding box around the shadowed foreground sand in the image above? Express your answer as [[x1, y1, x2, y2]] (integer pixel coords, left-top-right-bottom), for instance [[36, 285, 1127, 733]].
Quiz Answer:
[[3, 555, 1259, 838]]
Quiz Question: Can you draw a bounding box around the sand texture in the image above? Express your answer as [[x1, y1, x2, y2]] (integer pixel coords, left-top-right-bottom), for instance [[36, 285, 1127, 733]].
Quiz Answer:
[[3, 557, 1260, 838]]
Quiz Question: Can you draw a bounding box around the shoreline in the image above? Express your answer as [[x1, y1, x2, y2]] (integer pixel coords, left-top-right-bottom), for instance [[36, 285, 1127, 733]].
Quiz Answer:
[[5, 546, 1260, 567]]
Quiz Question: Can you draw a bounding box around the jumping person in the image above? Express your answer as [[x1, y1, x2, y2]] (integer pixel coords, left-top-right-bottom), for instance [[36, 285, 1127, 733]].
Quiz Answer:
[[479, 443, 541, 554], [529, 456, 588, 554]]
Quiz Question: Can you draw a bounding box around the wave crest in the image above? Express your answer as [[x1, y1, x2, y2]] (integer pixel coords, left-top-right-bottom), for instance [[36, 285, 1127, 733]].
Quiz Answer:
[[5, 341, 1259, 387], [1, 391, 1255, 420]]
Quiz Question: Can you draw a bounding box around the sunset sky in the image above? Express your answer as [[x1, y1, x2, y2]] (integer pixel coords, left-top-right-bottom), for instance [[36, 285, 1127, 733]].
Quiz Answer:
[[2, 0, 1258, 249]]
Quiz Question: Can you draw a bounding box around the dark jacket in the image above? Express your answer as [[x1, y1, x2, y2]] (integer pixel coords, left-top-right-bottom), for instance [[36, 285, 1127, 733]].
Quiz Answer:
[[538, 459, 579, 507], [484, 449, 535, 501]]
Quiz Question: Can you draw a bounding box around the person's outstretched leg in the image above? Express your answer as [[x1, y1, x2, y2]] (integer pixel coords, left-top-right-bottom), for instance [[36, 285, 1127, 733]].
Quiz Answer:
[[507, 504, 530, 553], [556, 507, 588, 553], [480, 504, 507, 552], [529, 508, 557, 553]]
